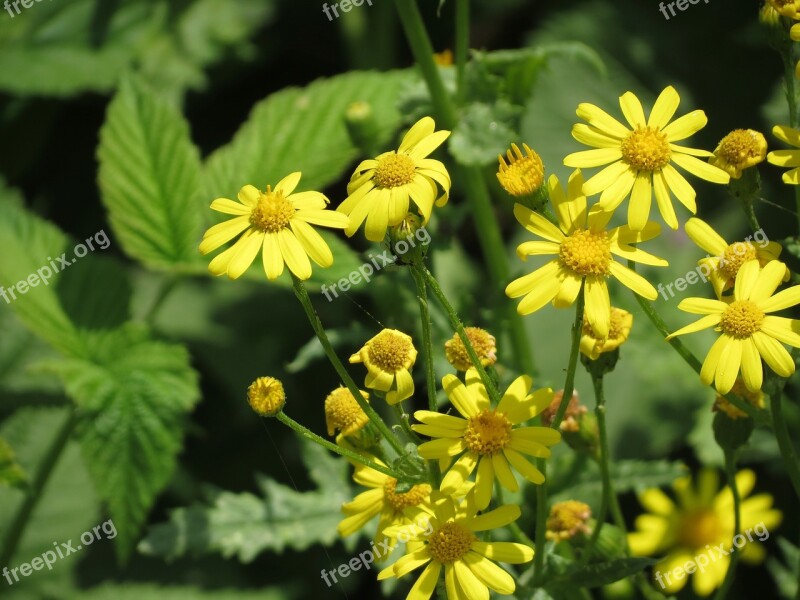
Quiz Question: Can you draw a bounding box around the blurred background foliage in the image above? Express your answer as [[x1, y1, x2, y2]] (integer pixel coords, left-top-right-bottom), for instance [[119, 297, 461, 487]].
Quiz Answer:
[[0, 0, 797, 598]]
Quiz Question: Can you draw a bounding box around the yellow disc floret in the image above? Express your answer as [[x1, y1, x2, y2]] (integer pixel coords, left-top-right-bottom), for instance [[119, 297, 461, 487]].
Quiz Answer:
[[247, 376, 286, 416], [426, 522, 476, 564], [678, 510, 723, 550], [249, 186, 295, 233], [367, 330, 414, 372], [374, 154, 416, 189], [464, 409, 513, 455], [621, 127, 672, 172], [546, 500, 592, 541], [324, 387, 370, 436], [444, 327, 498, 372], [719, 300, 764, 339], [719, 243, 758, 280], [497, 143, 545, 197], [383, 478, 432, 512], [767, 0, 800, 17], [559, 229, 612, 276], [710, 129, 767, 179]]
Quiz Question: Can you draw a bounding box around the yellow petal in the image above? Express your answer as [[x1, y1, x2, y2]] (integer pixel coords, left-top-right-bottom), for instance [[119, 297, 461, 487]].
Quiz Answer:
[[576, 102, 631, 138], [399, 117, 436, 153], [715, 337, 743, 394], [227, 230, 264, 279], [684, 217, 728, 256], [210, 198, 251, 215], [584, 276, 611, 338], [503, 448, 544, 484], [290, 220, 333, 267], [671, 152, 730, 184], [418, 438, 468, 459], [261, 233, 284, 280], [652, 169, 678, 230], [752, 331, 795, 377], [491, 453, 518, 492], [462, 552, 515, 595], [619, 91, 646, 128], [443, 374, 481, 418], [278, 229, 312, 280], [760, 316, 800, 347], [647, 86, 680, 129], [627, 173, 652, 232], [505, 259, 561, 299], [199, 216, 251, 254], [274, 172, 302, 196], [750, 260, 790, 302], [512, 203, 566, 243], [734, 259, 760, 300], [757, 284, 800, 313], [661, 109, 708, 140], [471, 541, 533, 564], [468, 505, 521, 532], [667, 314, 722, 340], [581, 160, 630, 196], [441, 453, 479, 494], [661, 164, 696, 212], [474, 457, 494, 510], [676, 297, 727, 315], [406, 561, 441, 600]]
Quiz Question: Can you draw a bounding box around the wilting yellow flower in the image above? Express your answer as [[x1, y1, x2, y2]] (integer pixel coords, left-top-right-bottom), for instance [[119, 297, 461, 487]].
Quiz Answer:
[[546, 500, 592, 542], [246, 376, 285, 416], [324, 387, 370, 437], [629, 469, 781, 596], [350, 329, 417, 405], [685, 217, 788, 299], [766, 0, 800, 17], [580, 307, 633, 360], [713, 379, 766, 420], [338, 460, 434, 552], [444, 327, 497, 372], [337, 117, 451, 242], [767, 125, 800, 184], [496, 143, 545, 197], [540, 390, 586, 432], [377, 495, 534, 599], [564, 86, 730, 231], [709, 129, 768, 179], [506, 170, 667, 338], [199, 173, 349, 280], [414, 368, 559, 510], [667, 260, 800, 394]]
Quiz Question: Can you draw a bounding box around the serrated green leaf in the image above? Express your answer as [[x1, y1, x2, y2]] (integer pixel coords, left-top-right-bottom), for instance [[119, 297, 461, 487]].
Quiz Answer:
[[0, 437, 26, 490], [98, 76, 204, 270], [41, 324, 200, 563], [449, 102, 521, 167], [552, 460, 687, 502], [139, 440, 351, 562]]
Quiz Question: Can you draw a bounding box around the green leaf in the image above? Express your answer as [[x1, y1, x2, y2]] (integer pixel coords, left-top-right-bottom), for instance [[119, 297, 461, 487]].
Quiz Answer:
[[139, 439, 351, 562], [41, 325, 200, 562], [0, 437, 26, 490], [98, 76, 204, 270], [766, 538, 800, 599], [449, 101, 521, 167], [72, 583, 296, 600], [202, 70, 412, 200], [552, 460, 687, 502], [550, 557, 656, 588]]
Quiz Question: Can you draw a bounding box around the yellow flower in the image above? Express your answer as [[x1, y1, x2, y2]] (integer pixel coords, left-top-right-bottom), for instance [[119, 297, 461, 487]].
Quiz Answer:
[[546, 500, 592, 542], [667, 260, 800, 394], [685, 217, 788, 299], [246, 376, 285, 416], [496, 143, 545, 197], [324, 387, 370, 437], [199, 173, 349, 280], [629, 469, 782, 596], [580, 307, 633, 360], [506, 170, 667, 338], [337, 117, 451, 242], [444, 327, 497, 372], [413, 368, 560, 510], [767, 125, 800, 184], [433, 49, 454, 66], [377, 495, 534, 599], [713, 379, 765, 420], [350, 329, 418, 405], [766, 0, 800, 17], [709, 129, 768, 179], [564, 86, 730, 231], [338, 460, 434, 552]]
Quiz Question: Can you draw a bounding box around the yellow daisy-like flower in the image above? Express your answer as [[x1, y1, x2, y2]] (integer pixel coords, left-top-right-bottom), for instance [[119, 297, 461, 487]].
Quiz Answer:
[[444, 327, 497, 372], [506, 170, 667, 338], [496, 143, 545, 197], [350, 329, 418, 405], [580, 306, 633, 360], [708, 129, 768, 179], [324, 387, 370, 437], [546, 500, 592, 542], [713, 379, 766, 420], [629, 469, 782, 596], [199, 173, 349, 280], [767, 0, 800, 17], [564, 86, 730, 231], [767, 125, 800, 184], [413, 368, 560, 510], [338, 460, 434, 550], [337, 117, 451, 242], [667, 260, 800, 394], [377, 495, 534, 600], [246, 376, 285, 417]]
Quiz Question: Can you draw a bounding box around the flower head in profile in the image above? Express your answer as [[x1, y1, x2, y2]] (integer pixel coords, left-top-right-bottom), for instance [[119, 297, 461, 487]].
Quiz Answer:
[[667, 260, 800, 394], [766, 0, 800, 17], [200, 173, 348, 280], [685, 217, 788, 299], [709, 129, 768, 179], [506, 170, 667, 338], [496, 143, 545, 197], [413, 368, 560, 510], [324, 387, 370, 437], [350, 329, 417, 405], [767, 125, 800, 184], [546, 500, 592, 542], [337, 117, 451, 242], [564, 86, 730, 230], [629, 469, 781, 596], [246, 376, 285, 416], [444, 327, 497, 372], [580, 307, 633, 360], [377, 495, 534, 599]]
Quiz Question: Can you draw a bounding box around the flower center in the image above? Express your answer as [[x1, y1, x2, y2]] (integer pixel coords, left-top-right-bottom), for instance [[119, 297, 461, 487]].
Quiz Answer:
[[720, 243, 758, 280], [367, 331, 413, 372], [444, 327, 497, 372], [678, 510, 724, 549], [383, 478, 432, 512], [249, 187, 294, 233], [546, 501, 592, 541], [720, 300, 764, 338], [621, 127, 671, 172], [559, 229, 612, 276], [426, 522, 475, 563], [717, 130, 766, 168], [374, 154, 416, 189], [247, 377, 286, 416], [464, 409, 513, 455], [324, 387, 369, 437], [497, 143, 545, 197]]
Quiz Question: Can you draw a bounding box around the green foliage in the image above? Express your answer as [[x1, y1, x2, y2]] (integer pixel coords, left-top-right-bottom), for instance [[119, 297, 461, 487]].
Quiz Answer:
[[552, 460, 688, 502], [766, 538, 800, 598], [139, 440, 351, 562], [549, 557, 656, 589], [0, 437, 26, 489]]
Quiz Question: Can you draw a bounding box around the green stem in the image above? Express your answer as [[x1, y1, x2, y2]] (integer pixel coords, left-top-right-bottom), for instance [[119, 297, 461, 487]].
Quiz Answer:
[[419, 265, 501, 403], [410, 266, 438, 411], [0, 408, 76, 569], [276, 412, 402, 479], [143, 276, 180, 323], [712, 450, 741, 600], [495, 482, 536, 547], [454, 0, 469, 103], [771, 393, 800, 499], [291, 276, 405, 456], [553, 284, 586, 426], [391, 402, 424, 444]]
